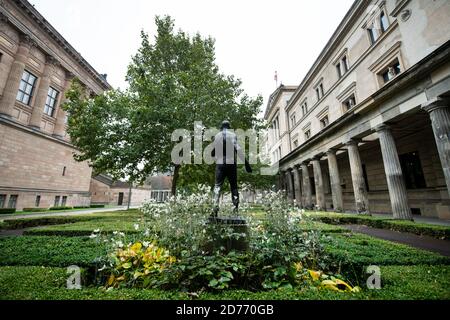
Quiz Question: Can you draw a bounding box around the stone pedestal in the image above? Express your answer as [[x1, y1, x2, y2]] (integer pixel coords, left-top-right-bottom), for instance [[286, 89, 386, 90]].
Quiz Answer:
[[376, 124, 412, 220], [422, 98, 450, 197], [346, 140, 370, 213], [206, 217, 249, 253], [312, 158, 325, 210], [327, 149, 343, 212]]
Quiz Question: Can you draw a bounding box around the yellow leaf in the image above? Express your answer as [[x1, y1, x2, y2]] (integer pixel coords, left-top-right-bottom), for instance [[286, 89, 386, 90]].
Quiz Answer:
[[131, 242, 142, 252], [107, 274, 115, 286], [308, 270, 322, 281], [334, 279, 353, 292], [321, 280, 340, 291]]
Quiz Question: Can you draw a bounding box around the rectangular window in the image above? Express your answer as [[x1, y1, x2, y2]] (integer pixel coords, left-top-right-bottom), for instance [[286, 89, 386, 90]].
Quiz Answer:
[[61, 196, 67, 207], [44, 87, 59, 117], [16, 70, 37, 105], [301, 101, 308, 116], [380, 11, 389, 33], [293, 140, 298, 148], [319, 83, 324, 97], [62, 166, 66, 176], [342, 56, 348, 73], [54, 196, 61, 207], [399, 152, 426, 189], [35, 195, 41, 207], [336, 63, 342, 78], [368, 26, 379, 44], [343, 94, 356, 111], [304, 129, 311, 140], [290, 113, 296, 127], [8, 195, 18, 209], [381, 60, 401, 83], [320, 115, 329, 129], [0, 194, 6, 208]]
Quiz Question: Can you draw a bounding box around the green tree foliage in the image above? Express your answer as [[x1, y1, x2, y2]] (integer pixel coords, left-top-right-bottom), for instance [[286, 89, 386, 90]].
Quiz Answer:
[[64, 15, 266, 194]]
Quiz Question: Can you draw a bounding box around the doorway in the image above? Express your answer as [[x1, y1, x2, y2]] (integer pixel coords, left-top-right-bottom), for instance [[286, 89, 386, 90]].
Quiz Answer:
[[118, 192, 124, 205]]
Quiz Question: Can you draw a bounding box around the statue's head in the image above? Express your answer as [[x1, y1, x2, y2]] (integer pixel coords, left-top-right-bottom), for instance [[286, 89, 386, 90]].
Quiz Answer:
[[220, 120, 231, 130]]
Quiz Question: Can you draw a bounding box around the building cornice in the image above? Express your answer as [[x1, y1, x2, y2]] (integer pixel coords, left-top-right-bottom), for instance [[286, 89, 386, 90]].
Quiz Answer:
[[0, 0, 112, 90], [280, 40, 450, 168], [286, 0, 370, 108]]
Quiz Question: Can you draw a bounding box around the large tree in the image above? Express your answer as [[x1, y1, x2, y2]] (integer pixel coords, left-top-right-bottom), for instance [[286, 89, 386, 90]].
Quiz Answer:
[[64, 16, 265, 195]]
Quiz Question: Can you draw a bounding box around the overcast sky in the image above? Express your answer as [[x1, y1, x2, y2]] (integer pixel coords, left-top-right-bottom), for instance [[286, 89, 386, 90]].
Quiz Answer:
[[31, 0, 354, 107]]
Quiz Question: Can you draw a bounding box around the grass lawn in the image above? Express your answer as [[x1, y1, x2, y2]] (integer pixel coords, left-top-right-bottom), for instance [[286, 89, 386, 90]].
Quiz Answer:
[[0, 209, 449, 300]]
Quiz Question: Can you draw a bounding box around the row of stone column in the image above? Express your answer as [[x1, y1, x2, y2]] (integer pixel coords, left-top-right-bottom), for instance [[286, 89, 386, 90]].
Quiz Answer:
[[281, 99, 450, 220], [0, 32, 74, 138]]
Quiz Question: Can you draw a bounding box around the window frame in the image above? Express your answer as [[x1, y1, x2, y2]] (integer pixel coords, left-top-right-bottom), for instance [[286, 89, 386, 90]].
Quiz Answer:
[[0, 194, 6, 208], [44, 86, 60, 117], [16, 70, 37, 106], [8, 195, 18, 209]]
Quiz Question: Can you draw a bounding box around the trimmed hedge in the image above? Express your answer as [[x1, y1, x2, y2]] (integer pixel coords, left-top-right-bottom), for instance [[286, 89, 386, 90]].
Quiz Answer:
[[0, 208, 16, 214], [307, 212, 450, 240], [90, 204, 105, 208], [324, 233, 450, 282], [73, 206, 90, 209], [1, 265, 449, 300], [22, 208, 48, 212], [49, 206, 73, 211], [0, 236, 105, 267], [24, 218, 140, 236]]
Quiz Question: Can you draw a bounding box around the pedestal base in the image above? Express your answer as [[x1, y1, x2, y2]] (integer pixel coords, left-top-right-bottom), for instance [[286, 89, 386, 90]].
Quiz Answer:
[[205, 216, 249, 253]]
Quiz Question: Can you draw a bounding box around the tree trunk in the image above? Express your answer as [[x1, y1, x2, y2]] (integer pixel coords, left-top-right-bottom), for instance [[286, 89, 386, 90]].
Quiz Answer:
[[171, 165, 181, 197]]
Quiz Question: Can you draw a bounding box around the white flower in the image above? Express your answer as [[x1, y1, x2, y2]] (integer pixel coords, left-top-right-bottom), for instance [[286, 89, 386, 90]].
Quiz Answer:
[[143, 241, 150, 248], [134, 224, 139, 230], [89, 234, 97, 239], [116, 241, 124, 248], [93, 229, 100, 233], [119, 232, 125, 237]]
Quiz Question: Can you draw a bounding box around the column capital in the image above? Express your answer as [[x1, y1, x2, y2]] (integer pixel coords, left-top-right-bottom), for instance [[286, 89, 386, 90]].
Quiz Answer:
[[345, 139, 361, 147], [326, 148, 337, 156], [65, 71, 75, 81], [301, 160, 310, 166], [45, 54, 59, 67], [19, 33, 36, 49], [421, 97, 450, 113], [312, 153, 324, 161], [374, 123, 392, 133]]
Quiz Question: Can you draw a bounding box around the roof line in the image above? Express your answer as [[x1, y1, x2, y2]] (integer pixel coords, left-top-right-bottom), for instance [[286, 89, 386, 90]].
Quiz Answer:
[[8, 0, 112, 90]]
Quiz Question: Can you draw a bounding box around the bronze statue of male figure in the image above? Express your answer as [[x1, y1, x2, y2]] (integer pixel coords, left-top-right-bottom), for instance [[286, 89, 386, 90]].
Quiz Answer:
[[212, 121, 252, 217]]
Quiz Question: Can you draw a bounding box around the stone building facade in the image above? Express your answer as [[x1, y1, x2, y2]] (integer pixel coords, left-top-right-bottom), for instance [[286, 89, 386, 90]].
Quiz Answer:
[[90, 175, 152, 207], [265, 0, 450, 219], [0, 0, 111, 210]]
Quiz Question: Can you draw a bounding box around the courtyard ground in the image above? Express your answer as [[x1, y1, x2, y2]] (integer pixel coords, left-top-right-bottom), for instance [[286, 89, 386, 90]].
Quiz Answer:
[[0, 209, 449, 300]]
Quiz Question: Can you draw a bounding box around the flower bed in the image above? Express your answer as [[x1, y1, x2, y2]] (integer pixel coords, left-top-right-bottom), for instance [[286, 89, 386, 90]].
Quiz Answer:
[[90, 187, 360, 293]]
